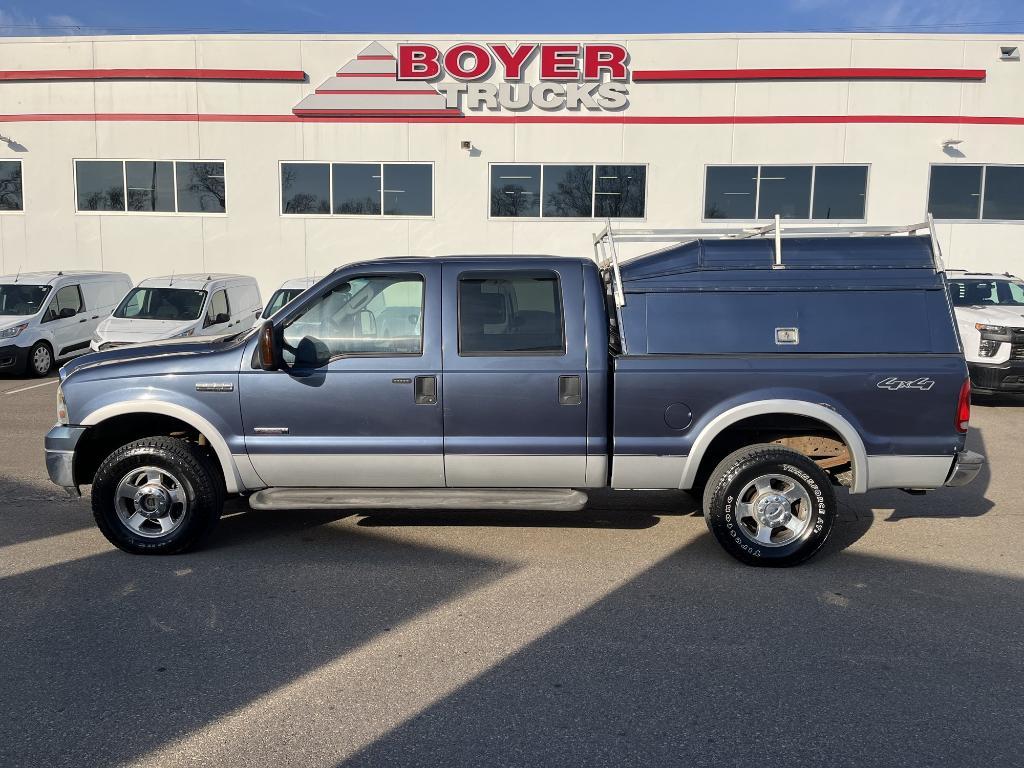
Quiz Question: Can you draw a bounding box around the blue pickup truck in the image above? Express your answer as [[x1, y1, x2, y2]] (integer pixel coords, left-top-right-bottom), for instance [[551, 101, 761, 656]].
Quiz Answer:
[[45, 224, 983, 566]]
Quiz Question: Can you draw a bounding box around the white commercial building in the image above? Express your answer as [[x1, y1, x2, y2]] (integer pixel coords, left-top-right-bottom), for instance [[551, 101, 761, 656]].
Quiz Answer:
[[0, 31, 1022, 296]]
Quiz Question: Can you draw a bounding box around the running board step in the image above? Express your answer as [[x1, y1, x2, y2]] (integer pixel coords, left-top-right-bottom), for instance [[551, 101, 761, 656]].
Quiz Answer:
[[248, 487, 589, 512]]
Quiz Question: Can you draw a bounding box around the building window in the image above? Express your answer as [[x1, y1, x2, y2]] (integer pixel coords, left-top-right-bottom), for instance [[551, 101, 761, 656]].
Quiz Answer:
[[280, 162, 433, 217], [0, 160, 24, 211], [458, 271, 565, 355], [490, 164, 646, 219], [75, 160, 227, 214], [704, 165, 868, 221], [929, 165, 1024, 221]]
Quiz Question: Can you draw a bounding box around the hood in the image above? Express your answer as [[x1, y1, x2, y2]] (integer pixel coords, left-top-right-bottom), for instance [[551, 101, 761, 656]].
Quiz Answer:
[[954, 304, 1024, 328], [0, 314, 35, 329], [97, 316, 198, 343], [61, 329, 255, 381]]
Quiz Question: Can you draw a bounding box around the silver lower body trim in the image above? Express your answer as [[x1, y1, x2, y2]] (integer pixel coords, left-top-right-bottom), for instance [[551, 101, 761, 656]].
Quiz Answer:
[[444, 455, 586, 488], [865, 454, 958, 490], [248, 487, 588, 512], [610, 455, 686, 490], [248, 454, 444, 488]]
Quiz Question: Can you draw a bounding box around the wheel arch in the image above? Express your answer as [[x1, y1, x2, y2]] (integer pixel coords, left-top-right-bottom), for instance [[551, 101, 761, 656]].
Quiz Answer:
[[682, 399, 869, 494], [80, 401, 243, 493]]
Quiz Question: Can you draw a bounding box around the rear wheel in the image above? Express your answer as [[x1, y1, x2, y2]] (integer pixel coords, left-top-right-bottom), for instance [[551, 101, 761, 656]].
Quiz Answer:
[[703, 444, 835, 567], [28, 341, 53, 377], [91, 436, 224, 554]]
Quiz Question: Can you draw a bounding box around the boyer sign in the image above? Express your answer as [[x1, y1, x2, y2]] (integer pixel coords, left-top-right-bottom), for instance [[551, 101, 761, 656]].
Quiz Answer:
[[397, 43, 630, 111]]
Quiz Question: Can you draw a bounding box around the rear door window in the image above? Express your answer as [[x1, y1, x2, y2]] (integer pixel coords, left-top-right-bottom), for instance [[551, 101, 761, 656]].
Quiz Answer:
[[457, 272, 564, 355]]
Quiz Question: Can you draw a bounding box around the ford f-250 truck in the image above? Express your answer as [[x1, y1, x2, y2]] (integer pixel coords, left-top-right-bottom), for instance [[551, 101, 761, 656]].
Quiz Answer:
[[45, 222, 984, 566]]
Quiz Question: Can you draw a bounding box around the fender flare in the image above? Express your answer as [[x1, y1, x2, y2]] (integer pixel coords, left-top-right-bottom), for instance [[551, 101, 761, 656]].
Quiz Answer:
[[80, 401, 243, 494], [680, 398, 869, 494]]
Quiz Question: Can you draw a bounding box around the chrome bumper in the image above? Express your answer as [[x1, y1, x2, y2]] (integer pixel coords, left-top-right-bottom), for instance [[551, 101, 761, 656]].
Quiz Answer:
[[945, 450, 985, 488], [44, 425, 87, 497]]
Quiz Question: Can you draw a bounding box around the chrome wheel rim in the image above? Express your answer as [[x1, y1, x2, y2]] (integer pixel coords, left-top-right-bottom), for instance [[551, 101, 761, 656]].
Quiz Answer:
[[114, 466, 189, 538], [32, 346, 50, 374], [732, 473, 813, 548]]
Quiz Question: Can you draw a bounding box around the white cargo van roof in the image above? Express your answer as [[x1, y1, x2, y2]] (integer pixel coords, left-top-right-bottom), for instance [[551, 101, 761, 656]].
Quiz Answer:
[[137, 273, 253, 291], [0, 271, 121, 285]]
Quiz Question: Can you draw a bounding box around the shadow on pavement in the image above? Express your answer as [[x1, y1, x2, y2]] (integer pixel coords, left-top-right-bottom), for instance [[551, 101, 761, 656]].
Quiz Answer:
[[340, 533, 1023, 768], [0, 505, 518, 767]]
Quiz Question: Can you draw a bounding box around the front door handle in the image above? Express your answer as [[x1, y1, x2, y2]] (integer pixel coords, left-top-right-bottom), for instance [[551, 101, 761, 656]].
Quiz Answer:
[[78, 317, 88, 323], [559, 375, 582, 406], [414, 375, 437, 405]]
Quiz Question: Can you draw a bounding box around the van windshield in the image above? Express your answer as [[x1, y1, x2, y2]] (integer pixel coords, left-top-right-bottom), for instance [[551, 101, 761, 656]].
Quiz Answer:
[[948, 279, 1024, 307], [262, 288, 306, 319], [0, 284, 50, 316], [114, 287, 208, 321]]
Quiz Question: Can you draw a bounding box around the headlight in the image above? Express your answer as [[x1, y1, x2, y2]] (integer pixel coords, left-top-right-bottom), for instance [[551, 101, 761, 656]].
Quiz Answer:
[[975, 323, 1007, 335], [0, 322, 28, 339], [56, 384, 68, 425], [172, 328, 195, 339], [979, 339, 1001, 358]]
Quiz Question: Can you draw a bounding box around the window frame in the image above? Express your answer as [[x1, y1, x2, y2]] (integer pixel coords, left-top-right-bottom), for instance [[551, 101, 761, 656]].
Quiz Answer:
[[701, 163, 871, 223], [455, 269, 567, 358], [487, 162, 648, 221], [280, 272, 427, 362], [279, 161, 435, 220], [0, 158, 25, 214], [927, 163, 1024, 224], [42, 284, 84, 323], [73, 159, 228, 216]]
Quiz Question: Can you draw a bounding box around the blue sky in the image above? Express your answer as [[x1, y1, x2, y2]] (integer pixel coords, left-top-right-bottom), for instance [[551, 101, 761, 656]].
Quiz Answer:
[[0, 0, 1021, 35]]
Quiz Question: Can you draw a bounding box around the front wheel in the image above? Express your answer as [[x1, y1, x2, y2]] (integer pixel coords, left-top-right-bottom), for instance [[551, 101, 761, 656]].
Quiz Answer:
[[703, 444, 835, 567], [91, 436, 225, 554], [28, 341, 53, 377]]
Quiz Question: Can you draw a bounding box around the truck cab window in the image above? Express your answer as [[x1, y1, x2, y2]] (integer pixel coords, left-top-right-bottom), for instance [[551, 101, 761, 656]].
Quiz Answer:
[[458, 273, 564, 355], [282, 275, 423, 360], [47, 284, 83, 321]]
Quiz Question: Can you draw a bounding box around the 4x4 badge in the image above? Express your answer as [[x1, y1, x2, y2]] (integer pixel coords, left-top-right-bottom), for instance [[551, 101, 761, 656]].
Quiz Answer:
[[877, 377, 936, 391]]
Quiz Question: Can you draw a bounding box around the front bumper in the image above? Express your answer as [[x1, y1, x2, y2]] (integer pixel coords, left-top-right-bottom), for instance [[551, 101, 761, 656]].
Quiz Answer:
[[0, 343, 29, 373], [944, 450, 985, 488], [44, 424, 87, 496], [968, 360, 1024, 393]]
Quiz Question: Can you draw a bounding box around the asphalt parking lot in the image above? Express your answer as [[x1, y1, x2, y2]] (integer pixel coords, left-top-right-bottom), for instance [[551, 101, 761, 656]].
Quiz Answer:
[[1, 373, 1022, 768]]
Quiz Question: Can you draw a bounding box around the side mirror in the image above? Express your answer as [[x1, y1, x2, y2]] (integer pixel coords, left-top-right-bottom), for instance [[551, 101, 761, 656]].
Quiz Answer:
[[258, 321, 278, 371], [59, 307, 77, 319], [294, 336, 331, 368], [214, 312, 230, 325]]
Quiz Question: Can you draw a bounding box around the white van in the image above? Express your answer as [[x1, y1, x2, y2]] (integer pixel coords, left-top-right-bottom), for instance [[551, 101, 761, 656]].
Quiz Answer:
[[0, 271, 133, 377], [258, 277, 317, 322], [92, 274, 262, 352]]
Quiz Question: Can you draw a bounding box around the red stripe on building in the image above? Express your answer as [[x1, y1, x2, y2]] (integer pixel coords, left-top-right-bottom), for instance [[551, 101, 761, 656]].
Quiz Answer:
[[631, 67, 987, 82], [0, 68, 306, 82], [1, 112, 1023, 125], [314, 89, 439, 95]]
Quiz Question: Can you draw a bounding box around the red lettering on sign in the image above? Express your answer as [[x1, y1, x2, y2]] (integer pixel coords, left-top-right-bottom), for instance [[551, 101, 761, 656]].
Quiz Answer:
[[583, 44, 628, 81], [540, 44, 580, 81], [489, 43, 537, 81], [397, 45, 440, 80], [444, 43, 493, 80]]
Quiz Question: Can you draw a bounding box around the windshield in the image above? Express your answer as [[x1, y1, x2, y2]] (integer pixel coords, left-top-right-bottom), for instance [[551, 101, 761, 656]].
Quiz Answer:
[[114, 287, 208, 321], [0, 284, 50, 316], [262, 288, 307, 319], [948, 279, 1024, 307]]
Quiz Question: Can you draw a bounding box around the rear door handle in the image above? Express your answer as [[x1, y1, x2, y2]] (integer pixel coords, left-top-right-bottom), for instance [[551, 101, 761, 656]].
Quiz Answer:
[[78, 317, 88, 323], [414, 375, 437, 405], [559, 375, 582, 406]]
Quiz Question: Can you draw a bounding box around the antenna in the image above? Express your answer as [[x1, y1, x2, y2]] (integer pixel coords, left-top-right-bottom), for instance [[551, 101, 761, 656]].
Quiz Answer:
[[13, 266, 20, 283], [169, 268, 175, 286]]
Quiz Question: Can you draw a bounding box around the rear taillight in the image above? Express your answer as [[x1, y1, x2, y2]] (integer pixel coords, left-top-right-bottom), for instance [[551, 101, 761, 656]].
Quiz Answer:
[[956, 378, 971, 434]]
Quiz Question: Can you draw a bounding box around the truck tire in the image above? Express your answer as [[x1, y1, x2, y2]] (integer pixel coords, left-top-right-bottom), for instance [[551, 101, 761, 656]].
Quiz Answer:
[[702, 444, 835, 567], [91, 436, 225, 555], [28, 341, 53, 377]]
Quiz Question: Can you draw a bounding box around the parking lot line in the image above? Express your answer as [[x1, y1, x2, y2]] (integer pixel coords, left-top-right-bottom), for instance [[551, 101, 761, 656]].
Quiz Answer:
[[4, 379, 58, 396]]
